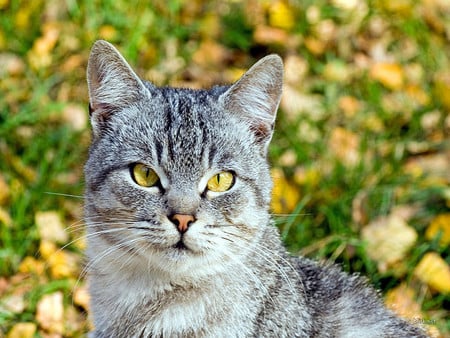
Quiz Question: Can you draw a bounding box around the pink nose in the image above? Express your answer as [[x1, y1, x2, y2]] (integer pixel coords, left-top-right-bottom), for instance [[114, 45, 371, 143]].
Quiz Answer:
[[170, 214, 195, 233]]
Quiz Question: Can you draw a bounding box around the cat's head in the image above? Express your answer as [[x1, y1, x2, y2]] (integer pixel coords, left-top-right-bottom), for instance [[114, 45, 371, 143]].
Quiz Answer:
[[84, 40, 283, 281]]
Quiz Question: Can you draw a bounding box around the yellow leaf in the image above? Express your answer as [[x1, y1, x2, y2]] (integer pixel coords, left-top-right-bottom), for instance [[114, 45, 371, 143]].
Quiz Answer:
[[36, 292, 64, 334], [361, 215, 417, 272], [426, 213, 450, 246], [6, 322, 37, 338], [18, 256, 45, 275], [414, 252, 450, 293], [271, 168, 300, 214], [269, 1, 295, 30], [39, 240, 57, 260], [405, 84, 430, 106], [99, 25, 118, 41], [48, 250, 79, 279], [0, 0, 9, 10], [385, 283, 422, 320], [370, 63, 404, 90]]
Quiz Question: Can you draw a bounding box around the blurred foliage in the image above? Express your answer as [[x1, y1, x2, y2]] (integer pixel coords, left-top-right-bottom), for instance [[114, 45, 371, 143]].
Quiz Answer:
[[0, 0, 449, 336]]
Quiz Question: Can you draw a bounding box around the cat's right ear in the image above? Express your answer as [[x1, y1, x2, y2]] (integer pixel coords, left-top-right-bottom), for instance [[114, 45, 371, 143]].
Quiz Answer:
[[87, 40, 150, 137]]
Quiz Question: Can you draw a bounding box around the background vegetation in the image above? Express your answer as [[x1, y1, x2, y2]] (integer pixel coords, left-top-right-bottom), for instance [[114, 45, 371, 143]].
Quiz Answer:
[[0, 0, 449, 336]]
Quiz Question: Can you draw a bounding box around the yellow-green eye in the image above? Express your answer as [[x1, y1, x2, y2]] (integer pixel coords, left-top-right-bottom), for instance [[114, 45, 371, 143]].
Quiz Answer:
[[207, 171, 235, 192], [131, 164, 159, 187]]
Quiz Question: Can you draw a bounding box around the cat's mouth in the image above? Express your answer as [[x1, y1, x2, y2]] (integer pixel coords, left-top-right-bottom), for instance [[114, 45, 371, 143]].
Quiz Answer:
[[173, 240, 189, 251]]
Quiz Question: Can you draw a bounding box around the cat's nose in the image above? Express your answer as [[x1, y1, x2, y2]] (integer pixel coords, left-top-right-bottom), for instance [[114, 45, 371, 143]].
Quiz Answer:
[[170, 214, 196, 233]]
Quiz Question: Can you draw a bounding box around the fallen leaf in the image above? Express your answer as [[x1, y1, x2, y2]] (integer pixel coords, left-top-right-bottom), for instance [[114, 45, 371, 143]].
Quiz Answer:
[[385, 283, 422, 320], [48, 250, 79, 279], [35, 211, 68, 244], [271, 168, 300, 214], [406, 84, 430, 107], [361, 214, 418, 272], [62, 104, 88, 131], [268, 1, 295, 30], [304, 37, 327, 55], [40, 240, 79, 279], [2, 294, 26, 314], [284, 55, 308, 86], [280, 85, 325, 121], [338, 96, 362, 118], [73, 285, 90, 311], [328, 127, 360, 167], [0, 53, 26, 77], [6, 322, 37, 338], [36, 292, 64, 334], [18, 256, 45, 275], [99, 24, 118, 41], [253, 25, 289, 45], [425, 213, 450, 246], [370, 62, 404, 90], [414, 252, 450, 293]]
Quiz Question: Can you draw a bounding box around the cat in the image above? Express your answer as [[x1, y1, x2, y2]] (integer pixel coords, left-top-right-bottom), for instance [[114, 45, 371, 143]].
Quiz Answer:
[[84, 40, 427, 337]]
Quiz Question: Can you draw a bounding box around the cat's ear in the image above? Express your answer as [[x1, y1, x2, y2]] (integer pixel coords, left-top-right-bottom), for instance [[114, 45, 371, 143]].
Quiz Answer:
[[87, 40, 150, 136], [220, 55, 283, 150]]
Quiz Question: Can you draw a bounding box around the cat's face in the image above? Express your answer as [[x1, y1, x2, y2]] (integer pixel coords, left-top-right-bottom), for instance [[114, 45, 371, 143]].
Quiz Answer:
[[84, 41, 283, 280]]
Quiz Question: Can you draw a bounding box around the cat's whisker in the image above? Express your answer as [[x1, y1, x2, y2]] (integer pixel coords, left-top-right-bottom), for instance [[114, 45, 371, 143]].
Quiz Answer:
[[44, 191, 85, 199]]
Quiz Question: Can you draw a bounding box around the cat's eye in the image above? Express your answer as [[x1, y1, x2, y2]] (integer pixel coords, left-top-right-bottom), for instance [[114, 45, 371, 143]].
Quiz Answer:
[[131, 163, 160, 187], [206, 171, 235, 192]]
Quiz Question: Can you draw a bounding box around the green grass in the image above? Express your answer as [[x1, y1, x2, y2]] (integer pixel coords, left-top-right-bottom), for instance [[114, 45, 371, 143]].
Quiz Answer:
[[0, 0, 449, 336]]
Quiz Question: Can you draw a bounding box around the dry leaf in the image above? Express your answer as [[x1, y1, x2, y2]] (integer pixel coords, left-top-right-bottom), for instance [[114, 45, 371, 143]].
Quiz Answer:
[[385, 283, 422, 320], [370, 63, 404, 90], [36, 292, 64, 334], [253, 25, 289, 45], [426, 213, 450, 246], [414, 252, 450, 293], [6, 322, 37, 338], [62, 104, 87, 131], [0, 53, 26, 77], [192, 40, 228, 68], [284, 55, 308, 86], [47, 249, 80, 279], [361, 215, 417, 272], [268, 1, 295, 30], [73, 285, 90, 311], [280, 85, 325, 121], [271, 168, 300, 214], [35, 211, 68, 244], [18, 256, 45, 275], [338, 96, 361, 118], [99, 25, 118, 41], [2, 294, 26, 314], [328, 127, 360, 167]]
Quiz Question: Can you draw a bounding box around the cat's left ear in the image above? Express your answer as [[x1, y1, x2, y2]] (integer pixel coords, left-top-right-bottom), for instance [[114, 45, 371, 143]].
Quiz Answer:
[[219, 55, 283, 151], [87, 40, 151, 138]]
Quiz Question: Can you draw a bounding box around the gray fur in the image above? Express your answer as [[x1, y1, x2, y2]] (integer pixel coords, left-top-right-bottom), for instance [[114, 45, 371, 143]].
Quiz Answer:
[[84, 40, 427, 337]]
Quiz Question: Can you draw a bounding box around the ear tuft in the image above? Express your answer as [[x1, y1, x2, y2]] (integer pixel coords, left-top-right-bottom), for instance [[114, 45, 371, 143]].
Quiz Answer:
[[220, 55, 283, 147]]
